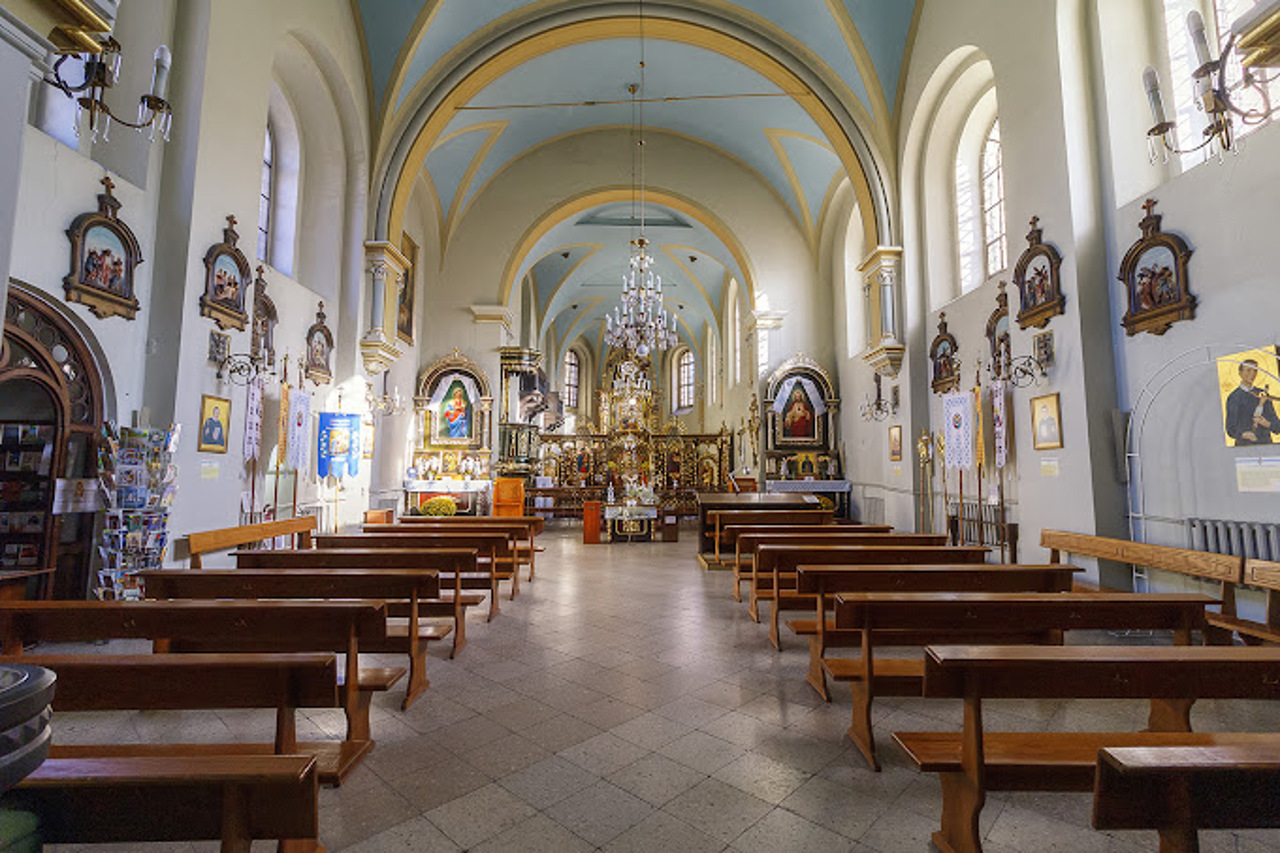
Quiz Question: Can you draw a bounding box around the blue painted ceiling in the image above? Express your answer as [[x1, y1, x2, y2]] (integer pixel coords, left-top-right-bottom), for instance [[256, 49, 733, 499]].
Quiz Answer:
[[354, 1, 918, 351]]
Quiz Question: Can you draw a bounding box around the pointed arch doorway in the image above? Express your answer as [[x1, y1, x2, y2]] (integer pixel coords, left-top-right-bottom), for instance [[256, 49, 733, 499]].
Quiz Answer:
[[1, 283, 107, 599]]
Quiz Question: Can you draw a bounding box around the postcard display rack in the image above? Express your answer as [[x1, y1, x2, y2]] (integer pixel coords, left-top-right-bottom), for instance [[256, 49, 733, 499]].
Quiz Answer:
[[0, 424, 55, 571], [95, 423, 180, 599]]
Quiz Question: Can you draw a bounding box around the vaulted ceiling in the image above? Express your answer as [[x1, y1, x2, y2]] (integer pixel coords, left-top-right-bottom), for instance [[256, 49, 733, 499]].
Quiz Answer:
[[352, 1, 920, 355]]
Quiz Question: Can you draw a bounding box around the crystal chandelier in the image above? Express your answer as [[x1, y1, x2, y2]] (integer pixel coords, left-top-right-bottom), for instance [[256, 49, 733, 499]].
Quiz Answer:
[[604, 4, 677, 360], [605, 237, 677, 358]]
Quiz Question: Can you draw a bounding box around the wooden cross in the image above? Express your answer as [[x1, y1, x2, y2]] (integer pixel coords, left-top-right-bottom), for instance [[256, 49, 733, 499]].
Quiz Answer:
[[1142, 198, 1158, 218], [1029, 215, 1039, 231], [100, 175, 115, 195], [226, 214, 237, 229]]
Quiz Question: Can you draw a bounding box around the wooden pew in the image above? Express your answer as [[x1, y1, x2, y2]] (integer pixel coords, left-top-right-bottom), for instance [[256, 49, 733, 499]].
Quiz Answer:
[[234, 546, 502, 623], [724, 525, 894, 600], [0, 600, 394, 784], [1093, 743, 1280, 852], [188, 516, 317, 568], [1042, 529, 1258, 642], [371, 516, 544, 580], [754, 543, 988, 646], [5, 754, 322, 852], [695, 492, 819, 556], [141, 568, 445, 706], [794, 563, 1081, 700], [363, 508, 394, 524], [705, 508, 834, 568], [831, 592, 1213, 769], [894, 645, 1280, 853], [317, 530, 511, 622]]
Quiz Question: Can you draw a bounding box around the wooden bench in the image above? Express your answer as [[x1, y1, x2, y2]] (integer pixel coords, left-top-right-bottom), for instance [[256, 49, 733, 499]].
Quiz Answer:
[[793, 563, 1082, 701], [705, 509, 834, 567], [364, 508, 394, 524], [188, 516, 317, 568], [0, 599, 395, 784], [5, 754, 322, 852], [754, 543, 988, 647], [371, 516, 544, 580], [831, 592, 1213, 770], [724, 525, 894, 600], [895, 645, 1280, 853], [319, 530, 513, 617], [1042, 529, 1265, 643], [695, 492, 820, 556], [1093, 743, 1280, 852], [235, 546, 501, 624], [141, 568, 446, 706]]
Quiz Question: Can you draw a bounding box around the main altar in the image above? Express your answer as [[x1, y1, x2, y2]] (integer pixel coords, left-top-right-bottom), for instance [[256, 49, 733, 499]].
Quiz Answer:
[[533, 352, 734, 522]]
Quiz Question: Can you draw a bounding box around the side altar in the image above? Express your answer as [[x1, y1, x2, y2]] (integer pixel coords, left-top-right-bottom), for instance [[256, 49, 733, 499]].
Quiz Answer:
[[404, 349, 494, 514]]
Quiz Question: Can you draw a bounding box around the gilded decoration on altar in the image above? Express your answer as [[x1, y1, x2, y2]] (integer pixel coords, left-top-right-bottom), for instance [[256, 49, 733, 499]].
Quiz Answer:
[[762, 354, 841, 480], [412, 349, 493, 481]]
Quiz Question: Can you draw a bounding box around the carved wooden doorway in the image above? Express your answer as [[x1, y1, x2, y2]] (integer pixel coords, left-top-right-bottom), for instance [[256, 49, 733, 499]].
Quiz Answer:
[[0, 284, 106, 599]]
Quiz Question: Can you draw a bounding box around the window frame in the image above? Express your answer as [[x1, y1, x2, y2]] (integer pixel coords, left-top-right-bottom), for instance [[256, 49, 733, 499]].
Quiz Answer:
[[258, 124, 274, 264], [563, 349, 580, 410], [980, 118, 1008, 281], [676, 349, 695, 411]]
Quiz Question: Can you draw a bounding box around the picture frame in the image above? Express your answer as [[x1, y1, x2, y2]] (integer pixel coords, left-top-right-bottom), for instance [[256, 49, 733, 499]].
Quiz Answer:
[[1118, 199, 1195, 337], [199, 215, 250, 331], [398, 233, 417, 346], [64, 176, 143, 320], [1012, 216, 1065, 330], [197, 394, 231, 454], [207, 330, 229, 365], [1034, 330, 1055, 369], [1030, 392, 1063, 451], [250, 265, 278, 369], [986, 281, 1012, 379], [304, 302, 334, 385], [929, 312, 961, 394], [889, 425, 903, 461]]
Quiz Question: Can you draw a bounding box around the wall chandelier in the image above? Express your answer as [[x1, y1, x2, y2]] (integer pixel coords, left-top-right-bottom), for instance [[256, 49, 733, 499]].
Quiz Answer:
[[1143, 8, 1279, 160], [604, 5, 677, 359], [366, 373, 404, 416], [43, 36, 174, 143]]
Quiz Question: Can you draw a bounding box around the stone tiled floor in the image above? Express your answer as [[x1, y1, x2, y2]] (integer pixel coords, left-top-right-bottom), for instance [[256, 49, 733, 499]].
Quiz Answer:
[[47, 528, 1280, 851]]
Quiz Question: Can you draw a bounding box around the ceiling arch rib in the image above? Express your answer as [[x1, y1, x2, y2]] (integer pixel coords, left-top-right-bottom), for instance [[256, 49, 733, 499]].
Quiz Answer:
[[371, 14, 895, 253]]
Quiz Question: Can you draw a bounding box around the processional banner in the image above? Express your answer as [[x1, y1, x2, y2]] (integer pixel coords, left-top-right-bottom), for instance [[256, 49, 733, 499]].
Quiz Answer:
[[943, 391, 973, 470]]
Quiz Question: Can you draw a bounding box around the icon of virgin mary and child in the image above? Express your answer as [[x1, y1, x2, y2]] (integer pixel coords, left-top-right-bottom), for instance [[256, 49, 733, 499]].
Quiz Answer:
[[441, 383, 471, 440]]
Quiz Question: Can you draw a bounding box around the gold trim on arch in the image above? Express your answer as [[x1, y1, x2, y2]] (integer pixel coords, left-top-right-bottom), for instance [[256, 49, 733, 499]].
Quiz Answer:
[[386, 17, 881, 255], [659, 244, 722, 318], [763, 127, 839, 249], [821, 0, 892, 136], [495, 186, 759, 315], [554, 296, 605, 345]]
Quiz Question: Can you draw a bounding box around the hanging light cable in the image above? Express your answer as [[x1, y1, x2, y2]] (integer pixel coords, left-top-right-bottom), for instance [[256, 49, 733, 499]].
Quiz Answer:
[[604, 0, 677, 359]]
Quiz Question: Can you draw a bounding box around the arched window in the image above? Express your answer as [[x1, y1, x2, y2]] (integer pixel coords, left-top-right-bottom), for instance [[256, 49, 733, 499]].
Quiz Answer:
[[563, 349, 579, 409], [258, 125, 274, 263], [677, 349, 695, 410], [981, 120, 1007, 279]]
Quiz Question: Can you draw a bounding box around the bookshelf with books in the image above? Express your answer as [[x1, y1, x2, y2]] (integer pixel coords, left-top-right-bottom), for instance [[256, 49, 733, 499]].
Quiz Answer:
[[95, 423, 180, 600], [0, 423, 55, 574]]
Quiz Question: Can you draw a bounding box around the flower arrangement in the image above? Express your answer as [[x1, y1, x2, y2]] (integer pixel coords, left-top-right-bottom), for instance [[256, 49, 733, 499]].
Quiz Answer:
[[421, 495, 457, 516]]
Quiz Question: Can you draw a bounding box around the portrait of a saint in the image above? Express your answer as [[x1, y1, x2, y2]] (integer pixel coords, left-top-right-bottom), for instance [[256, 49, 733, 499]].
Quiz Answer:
[[440, 381, 472, 441], [782, 385, 816, 439]]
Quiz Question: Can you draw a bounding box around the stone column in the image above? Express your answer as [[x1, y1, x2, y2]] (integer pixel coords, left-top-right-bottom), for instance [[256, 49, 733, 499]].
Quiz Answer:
[[858, 246, 905, 377], [360, 240, 406, 374]]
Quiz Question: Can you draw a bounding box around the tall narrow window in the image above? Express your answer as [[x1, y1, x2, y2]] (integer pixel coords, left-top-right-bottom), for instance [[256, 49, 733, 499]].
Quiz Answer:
[[981, 120, 1007, 279], [732, 298, 742, 385], [258, 126, 274, 263], [954, 157, 978, 292], [707, 334, 717, 402], [563, 350, 579, 409], [677, 350, 695, 410]]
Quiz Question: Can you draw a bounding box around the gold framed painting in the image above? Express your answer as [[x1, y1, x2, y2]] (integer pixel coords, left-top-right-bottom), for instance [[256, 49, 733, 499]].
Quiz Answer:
[[888, 424, 903, 461], [1030, 392, 1063, 451], [1217, 346, 1280, 447], [197, 394, 231, 453]]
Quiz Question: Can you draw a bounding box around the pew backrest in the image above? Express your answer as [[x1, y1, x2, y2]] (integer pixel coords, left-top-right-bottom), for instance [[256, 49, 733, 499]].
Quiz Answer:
[[140, 568, 440, 601], [233, 547, 477, 572], [186, 517, 317, 568]]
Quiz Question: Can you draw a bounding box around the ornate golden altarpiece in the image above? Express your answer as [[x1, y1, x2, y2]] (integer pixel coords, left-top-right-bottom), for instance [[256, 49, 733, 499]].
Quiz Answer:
[[411, 349, 493, 480]]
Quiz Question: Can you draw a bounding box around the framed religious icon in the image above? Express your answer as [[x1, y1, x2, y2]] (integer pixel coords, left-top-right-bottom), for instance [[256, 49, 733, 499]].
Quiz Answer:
[[250, 265, 278, 368], [64, 176, 143, 320], [1118, 199, 1195, 336], [304, 302, 334, 385], [780, 383, 817, 442], [986, 281, 1012, 379], [435, 378, 475, 444], [397, 233, 417, 345], [1012, 216, 1065, 330], [764, 354, 835, 452], [197, 394, 231, 453], [199, 215, 250, 330], [1034, 330, 1055, 369], [1030, 392, 1063, 451], [929, 313, 961, 394], [888, 425, 903, 461]]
